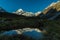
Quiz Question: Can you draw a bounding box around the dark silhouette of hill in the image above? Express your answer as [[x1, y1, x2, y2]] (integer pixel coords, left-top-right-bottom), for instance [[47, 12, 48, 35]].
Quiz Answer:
[[0, 11, 44, 31]]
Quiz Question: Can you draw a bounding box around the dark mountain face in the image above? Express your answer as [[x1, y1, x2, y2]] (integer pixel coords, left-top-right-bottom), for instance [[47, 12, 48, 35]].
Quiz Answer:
[[41, 1, 60, 20], [44, 8, 60, 20]]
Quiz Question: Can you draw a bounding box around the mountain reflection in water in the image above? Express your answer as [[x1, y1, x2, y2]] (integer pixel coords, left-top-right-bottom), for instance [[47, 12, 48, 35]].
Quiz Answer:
[[2, 29, 44, 39]]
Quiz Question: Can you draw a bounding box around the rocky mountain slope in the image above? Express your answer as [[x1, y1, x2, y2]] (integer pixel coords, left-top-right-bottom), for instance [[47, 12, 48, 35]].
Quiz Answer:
[[42, 1, 60, 20]]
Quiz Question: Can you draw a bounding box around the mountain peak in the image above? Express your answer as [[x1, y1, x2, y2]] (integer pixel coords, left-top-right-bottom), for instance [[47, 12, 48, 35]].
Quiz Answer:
[[16, 9, 24, 13]]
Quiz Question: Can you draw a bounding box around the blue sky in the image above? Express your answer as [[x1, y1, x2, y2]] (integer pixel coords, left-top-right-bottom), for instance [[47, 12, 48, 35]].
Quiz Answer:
[[0, 0, 58, 13]]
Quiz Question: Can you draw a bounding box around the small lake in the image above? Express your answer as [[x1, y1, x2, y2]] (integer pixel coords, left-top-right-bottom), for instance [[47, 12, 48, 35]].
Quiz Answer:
[[2, 29, 44, 40]]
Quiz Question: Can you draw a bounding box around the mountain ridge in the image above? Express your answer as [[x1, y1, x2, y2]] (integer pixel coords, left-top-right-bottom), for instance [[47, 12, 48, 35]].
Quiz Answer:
[[0, 1, 60, 20]]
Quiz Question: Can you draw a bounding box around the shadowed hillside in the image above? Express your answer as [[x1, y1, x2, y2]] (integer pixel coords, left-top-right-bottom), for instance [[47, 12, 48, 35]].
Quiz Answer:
[[0, 12, 44, 31]]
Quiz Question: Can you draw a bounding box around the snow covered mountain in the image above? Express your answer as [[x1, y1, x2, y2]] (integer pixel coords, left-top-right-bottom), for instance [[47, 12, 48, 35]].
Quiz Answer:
[[13, 9, 25, 15], [13, 9, 35, 17], [13, 9, 43, 17]]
